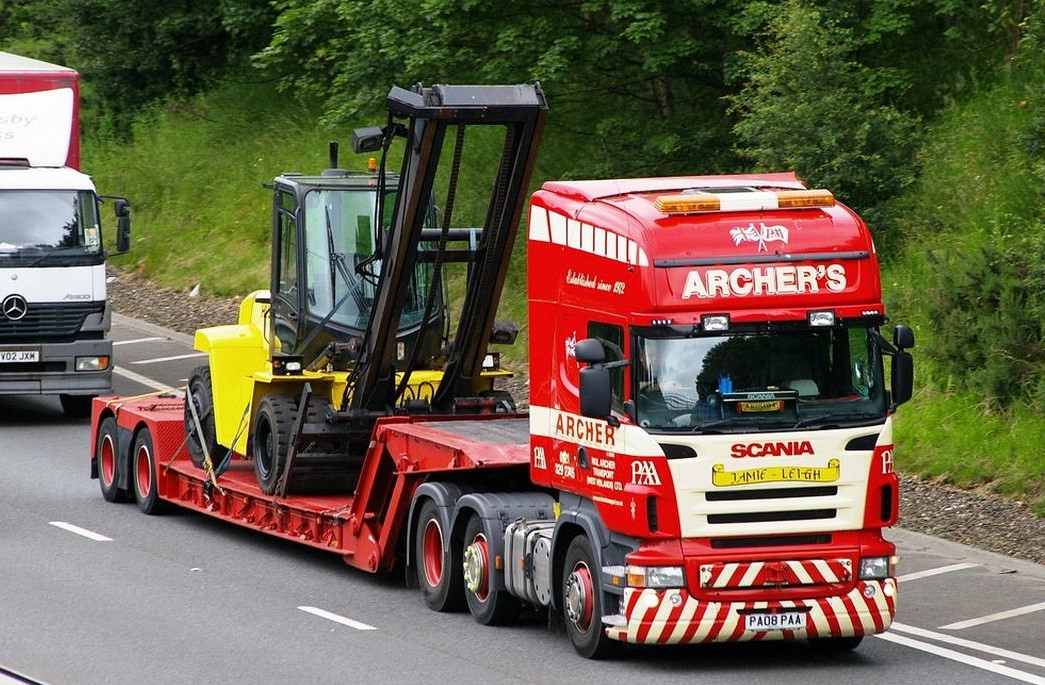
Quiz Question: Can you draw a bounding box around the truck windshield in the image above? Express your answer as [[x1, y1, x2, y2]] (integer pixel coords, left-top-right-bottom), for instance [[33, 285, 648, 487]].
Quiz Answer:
[[0, 190, 101, 261], [634, 327, 886, 432], [302, 187, 437, 330]]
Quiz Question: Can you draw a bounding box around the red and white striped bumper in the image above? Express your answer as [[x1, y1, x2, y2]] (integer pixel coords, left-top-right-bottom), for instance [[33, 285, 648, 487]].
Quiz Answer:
[[604, 578, 897, 645]]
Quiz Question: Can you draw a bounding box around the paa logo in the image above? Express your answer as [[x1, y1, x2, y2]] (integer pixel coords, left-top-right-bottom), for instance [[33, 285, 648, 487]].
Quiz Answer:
[[565, 331, 577, 359], [631, 460, 662, 486], [731, 222, 788, 253]]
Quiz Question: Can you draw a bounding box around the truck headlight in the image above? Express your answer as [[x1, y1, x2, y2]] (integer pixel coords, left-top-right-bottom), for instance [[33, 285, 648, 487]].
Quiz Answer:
[[626, 565, 685, 589], [76, 356, 110, 371], [858, 555, 898, 580]]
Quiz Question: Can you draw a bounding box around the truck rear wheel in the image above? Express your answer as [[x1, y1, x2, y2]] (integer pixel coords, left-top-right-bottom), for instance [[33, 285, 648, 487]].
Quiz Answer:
[[415, 499, 464, 612], [463, 514, 520, 625], [96, 416, 129, 502], [562, 535, 614, 659], [60, 394, 94, 419], [185, 366, 220, 470], [252, 394, 296, 495], [132, 428, 172, 515]]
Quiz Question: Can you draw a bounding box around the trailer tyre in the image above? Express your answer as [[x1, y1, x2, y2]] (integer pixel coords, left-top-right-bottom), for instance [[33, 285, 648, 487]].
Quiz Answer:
[[415, 499, 464, 612], [96, 416, 129, 503], [562, 535, 614, 659], [463, 514, 520, 625], [185, 366, 220, 470], [252, 394, 296, 495], [133, 428, 172, 515]]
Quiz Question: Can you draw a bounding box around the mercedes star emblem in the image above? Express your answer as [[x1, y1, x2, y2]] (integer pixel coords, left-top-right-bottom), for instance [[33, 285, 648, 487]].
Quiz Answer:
[[2, 294, 28, 321]]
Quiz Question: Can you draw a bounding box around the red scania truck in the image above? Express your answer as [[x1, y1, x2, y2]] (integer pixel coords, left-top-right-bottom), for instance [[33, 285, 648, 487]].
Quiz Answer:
[[90, 84, 914, 658]]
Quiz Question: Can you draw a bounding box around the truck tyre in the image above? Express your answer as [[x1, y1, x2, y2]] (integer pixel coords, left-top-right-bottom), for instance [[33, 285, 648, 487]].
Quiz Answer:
[[132, 428, 172, 515], [463, 514, 520, 625], [185, 366, 220, 470], [562, 535, 614, 659], [60, 394, 94, 419], [415, 499, 464, 612], [252, 394, 296, 495], [96, 416, 129, 503]]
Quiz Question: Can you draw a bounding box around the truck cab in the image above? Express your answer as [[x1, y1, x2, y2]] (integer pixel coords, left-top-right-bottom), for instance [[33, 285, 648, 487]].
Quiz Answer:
[[0, 52, 130, 417], [527, 173, 913, 653]]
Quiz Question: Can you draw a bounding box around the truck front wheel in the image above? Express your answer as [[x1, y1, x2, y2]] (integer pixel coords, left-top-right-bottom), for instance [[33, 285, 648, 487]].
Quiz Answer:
[[562, 535, 614, 659], [415, 499, 464, 612], [60, 394, 93, 419]]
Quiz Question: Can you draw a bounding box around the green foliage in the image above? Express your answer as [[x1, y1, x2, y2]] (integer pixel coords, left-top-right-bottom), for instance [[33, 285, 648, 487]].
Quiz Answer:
[[728, 2, 920, 221], [87, 80, 341, 297]]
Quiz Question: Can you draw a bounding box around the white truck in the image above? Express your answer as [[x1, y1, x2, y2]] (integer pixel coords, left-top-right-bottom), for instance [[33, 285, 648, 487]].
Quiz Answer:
[[0, 51, 130, 417]]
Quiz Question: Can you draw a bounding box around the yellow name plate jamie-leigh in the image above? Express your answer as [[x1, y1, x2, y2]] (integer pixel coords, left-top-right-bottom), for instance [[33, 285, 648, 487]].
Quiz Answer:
[[711, 459, 841, 487]]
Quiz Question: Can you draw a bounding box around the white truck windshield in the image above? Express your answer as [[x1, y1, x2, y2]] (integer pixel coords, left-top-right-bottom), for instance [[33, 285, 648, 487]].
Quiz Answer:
[[0, 190, 100, 258]]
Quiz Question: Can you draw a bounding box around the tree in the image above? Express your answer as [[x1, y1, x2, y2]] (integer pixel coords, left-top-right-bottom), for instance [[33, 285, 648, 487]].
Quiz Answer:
[[728, 1, 919, 221]]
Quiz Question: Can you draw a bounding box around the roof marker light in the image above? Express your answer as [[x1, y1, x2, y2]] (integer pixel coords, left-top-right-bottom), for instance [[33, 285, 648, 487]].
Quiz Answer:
[[655, 189, 835, 215]]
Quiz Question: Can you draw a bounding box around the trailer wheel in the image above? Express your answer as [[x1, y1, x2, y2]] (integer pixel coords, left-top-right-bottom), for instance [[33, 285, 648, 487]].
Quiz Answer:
[[562, 535, 613, 659], [252, 394, 296, 495], [415, 499, 464, 612], [463, 514, 520, 625], [96, 416, 129, 503], [60, 394, 94, 419], [185, 366, 220, 470], [132, 428, 172, 515]]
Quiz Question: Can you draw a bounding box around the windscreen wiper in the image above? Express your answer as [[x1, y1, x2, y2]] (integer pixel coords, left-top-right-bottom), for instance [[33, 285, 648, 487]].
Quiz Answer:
[[791, 411, 883, 429]]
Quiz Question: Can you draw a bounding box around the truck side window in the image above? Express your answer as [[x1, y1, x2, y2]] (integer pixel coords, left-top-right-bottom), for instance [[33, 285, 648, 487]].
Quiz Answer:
[[588, 321, 625, 411]]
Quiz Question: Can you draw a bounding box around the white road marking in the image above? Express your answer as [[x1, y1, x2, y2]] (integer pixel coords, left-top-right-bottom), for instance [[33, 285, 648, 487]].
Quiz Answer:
[[896, 562, 980, 583], [877, 630, 1045, 684], [131, 352, 207, 365], [113, 337, 164, 346], [939, 601, 1045, 631], [891, 622, 1045, 669], [49, 521, 112, 542], [113, 366, 172, 391], [298, 606, 377, 631]]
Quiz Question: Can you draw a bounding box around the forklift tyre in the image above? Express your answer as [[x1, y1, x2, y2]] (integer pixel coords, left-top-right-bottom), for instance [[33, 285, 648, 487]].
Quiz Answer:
[[252, 394, 296, 495], [185, 366, 220, 470]]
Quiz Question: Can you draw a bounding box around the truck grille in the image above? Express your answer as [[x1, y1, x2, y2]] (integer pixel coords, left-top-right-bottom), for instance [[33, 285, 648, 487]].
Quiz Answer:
[[0, 302, 103, 341]]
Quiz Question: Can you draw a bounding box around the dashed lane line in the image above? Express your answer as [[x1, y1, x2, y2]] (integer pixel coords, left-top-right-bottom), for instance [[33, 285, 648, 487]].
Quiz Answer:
[[896, 562, 980, 583], [113, 337, 164, 346], [940, 601, 1045, 631], [298, 606, 377, 631], [877, 631, 1045, 685], [48, 522, 112, 542], [112, 366, 172, 392], [131, 352, 207, 365]]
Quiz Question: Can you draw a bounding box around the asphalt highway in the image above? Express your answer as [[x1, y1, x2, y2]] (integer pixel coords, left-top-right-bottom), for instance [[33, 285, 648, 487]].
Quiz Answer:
[[0, 313, 1042, 685]]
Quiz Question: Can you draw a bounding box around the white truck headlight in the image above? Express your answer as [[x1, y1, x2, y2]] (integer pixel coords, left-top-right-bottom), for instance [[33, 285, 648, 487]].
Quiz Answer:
[[76, 356, 110, 371], [858, 555, 898, 580], [626, 565, 685, 588]]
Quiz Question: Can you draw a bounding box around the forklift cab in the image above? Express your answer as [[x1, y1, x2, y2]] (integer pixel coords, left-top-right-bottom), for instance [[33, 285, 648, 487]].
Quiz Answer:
[[269, 171, 445, 373]]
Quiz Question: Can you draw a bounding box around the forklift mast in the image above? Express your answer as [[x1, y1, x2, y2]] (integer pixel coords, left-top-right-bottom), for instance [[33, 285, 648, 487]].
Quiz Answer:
[[349, 84, 547, 414]]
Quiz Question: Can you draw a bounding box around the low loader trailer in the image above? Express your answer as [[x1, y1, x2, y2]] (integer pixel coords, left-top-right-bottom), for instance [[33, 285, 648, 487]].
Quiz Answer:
[[91, 83, 914, 658]]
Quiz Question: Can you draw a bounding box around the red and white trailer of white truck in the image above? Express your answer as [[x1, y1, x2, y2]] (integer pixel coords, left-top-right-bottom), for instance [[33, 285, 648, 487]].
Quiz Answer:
[[90, 84, 913, 658]]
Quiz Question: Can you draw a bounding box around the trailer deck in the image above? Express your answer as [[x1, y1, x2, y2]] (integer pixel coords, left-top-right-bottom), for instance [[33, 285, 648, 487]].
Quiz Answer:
[[92, 393, 530, 572]]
